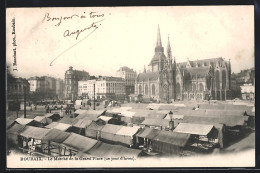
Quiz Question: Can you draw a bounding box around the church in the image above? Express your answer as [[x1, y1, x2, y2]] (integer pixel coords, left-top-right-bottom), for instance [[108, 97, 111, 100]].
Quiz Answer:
[[135, 26, 231, 102]]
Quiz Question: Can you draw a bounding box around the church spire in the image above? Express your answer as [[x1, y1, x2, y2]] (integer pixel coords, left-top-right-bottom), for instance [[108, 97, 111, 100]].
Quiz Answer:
[[156, 25, 162, 47], [155, 25, 164, 53], [167, 35, 172, 60]]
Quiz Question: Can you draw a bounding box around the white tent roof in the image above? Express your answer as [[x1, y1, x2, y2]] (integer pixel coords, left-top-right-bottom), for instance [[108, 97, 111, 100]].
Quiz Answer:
[[99, 116, 113, 122], [15, 118, 34, 125], [45, 122, 72, 131], [74, 109, 88, 115], [120, 111, 136, 117], [173, 123, 214, 136], [115, 126, 140, 136]]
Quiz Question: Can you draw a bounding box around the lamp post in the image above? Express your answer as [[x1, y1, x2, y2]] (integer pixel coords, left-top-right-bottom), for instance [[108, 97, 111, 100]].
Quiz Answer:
[[24, 85, 26, 118], [169, 111, 174, 131]]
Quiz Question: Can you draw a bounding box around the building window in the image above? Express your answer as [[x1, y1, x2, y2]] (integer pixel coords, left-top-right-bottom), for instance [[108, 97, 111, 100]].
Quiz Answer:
[[215, 70, 220, 90], [152, 84, 155, 95], [199, 83, 204, 92], [192, 83, 197, 91], [139, 85, 142, 94], [222, 70, 226, 90], [145, 84, 148, 95]]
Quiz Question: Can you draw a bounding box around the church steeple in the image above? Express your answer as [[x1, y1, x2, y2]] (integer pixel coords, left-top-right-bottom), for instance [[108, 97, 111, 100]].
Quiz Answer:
[[167, 35, 172, 60], [155, 25, 164, 52], [156, 25, 162, 47]]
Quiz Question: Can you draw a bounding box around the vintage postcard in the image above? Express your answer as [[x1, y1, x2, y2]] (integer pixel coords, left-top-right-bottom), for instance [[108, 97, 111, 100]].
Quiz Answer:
[[6, 6, 255, 168]]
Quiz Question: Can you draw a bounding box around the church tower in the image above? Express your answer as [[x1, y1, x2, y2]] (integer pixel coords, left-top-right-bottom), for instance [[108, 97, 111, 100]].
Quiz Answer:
[[149, 25, 167, 72]]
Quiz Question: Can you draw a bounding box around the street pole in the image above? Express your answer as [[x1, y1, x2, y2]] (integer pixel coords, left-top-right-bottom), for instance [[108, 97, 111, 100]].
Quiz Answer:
[[93, 83, 95, 110], [24, 85, 26, 118]]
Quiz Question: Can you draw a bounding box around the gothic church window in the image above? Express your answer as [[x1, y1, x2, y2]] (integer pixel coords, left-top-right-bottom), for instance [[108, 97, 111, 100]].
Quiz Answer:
[[139, 85, 142, 95], [222, 70, 226, 90], [199, 83, 204, 92], [145, 85, 148, 95], [215, 70, 220, 90], [152, 84, 155, 95]]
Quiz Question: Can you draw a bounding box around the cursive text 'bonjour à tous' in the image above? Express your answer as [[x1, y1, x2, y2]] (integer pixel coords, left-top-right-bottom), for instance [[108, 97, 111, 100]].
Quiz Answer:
[[63, 19, 104, 40], [42, 12, 105, 27]]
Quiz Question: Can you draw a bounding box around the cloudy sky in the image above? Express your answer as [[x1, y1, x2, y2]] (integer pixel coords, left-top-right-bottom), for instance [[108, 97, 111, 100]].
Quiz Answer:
[[6, 6, 254, 79]]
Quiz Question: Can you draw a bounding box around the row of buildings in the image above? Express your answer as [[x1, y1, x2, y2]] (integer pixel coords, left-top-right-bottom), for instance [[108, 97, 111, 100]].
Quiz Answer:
[[65, 66, 137, 101], [7, 26, 254, 103]]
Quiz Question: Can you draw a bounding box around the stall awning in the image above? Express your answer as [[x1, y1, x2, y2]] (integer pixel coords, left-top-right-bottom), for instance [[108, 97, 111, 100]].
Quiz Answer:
[[7, 123, 26, 134], [86, 121, 105, 131], [98, 116, 113, 122], [164, 114, 184, 120], [15, 118, 34, 125], [101, 124, 122, 134], [72, 119, 92, 128], [45, 122, 72, 131], [74, 109, 88, 115], [58, 117, 77, 125], [34, 116, 52, 124], [115, 126, 140, 136], [62, 133, 98, 153], [19, 126, 51, 139], [141, 118, 170, 128], [136, 127, 160, 139], [87, 141, 142, 158], [153, 130, 191, 147], [173, 123, 214, 136], [42, 129, 71, 143]]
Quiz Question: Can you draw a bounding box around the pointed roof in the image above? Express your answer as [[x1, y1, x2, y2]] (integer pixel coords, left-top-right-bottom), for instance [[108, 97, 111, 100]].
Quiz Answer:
[[167, 35, 172, 59], [156, 25, 162, 47]]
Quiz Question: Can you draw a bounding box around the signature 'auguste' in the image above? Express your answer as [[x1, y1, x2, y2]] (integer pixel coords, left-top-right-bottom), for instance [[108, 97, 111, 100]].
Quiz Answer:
[[63, 19, 104, 40]]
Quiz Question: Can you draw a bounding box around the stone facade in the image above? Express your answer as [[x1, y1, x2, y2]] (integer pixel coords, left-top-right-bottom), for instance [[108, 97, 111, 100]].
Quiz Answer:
[[135, 26, 231, 102]]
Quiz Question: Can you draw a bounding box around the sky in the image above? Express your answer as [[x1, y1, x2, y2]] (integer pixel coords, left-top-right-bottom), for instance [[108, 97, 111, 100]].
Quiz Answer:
[[6, 6, 254, 79]]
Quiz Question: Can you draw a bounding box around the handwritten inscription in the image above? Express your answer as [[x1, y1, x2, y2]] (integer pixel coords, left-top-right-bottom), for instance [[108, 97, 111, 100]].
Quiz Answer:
[[63, 19, 104, 40], [42, 11, 105, 27], [11, 18, 18, 71], [43, 11, 106, 66]]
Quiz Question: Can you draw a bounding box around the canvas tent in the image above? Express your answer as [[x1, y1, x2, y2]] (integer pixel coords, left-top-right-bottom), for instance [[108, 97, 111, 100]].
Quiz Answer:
[[34, 116, 52, 125], [173, 123, 215, 136], [85, 121, 105, 139], [100, 124, 123, 144], [69, 119, 93, 135], [58, 117, 77, 125], [86, 141, 143, 158], [45, 122, 72, 131], [114, 126, 140, 146], [10, 118, 43, 128], [152, 131, 191, 154], [44, 113, 60, 121], [41, 129, 71, 156], [61, 133, 98, 153], [19, 126, 51, 140], [7, 123, 26, 145], [140, 118, 171, 129]]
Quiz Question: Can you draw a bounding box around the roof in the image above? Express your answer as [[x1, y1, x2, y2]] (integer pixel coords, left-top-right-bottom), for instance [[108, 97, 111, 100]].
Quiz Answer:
[[74, 109, 88, 115], [136, 72, 159, 81], [115, 126, 140, 136], [98, 116, 113, 122], [87, 141, 142, 158], [120, 111, 136, 117], [177, 57, 225, 68], [42, 129, 71, 143], [141, 118, 170, 128], [58, 117, 77, 125], [19, 126, 51, 139], [44, 113, 60, 118], [149, 52, 167, 65], [164, 114, 184, 120], [72, 119, 92, 128], [86, 121, 105, 131], [15, 118, 34, 125], [186, 67, 210, 78], [136, 127, 160, 139], [117, 66, 135, 73], [33, 116, 52, 124], [147, 110, 169, 119], [173, 123, 214, 136], [183, 115, 246, 127], [7, 123, 26, 134], [77, 110, 105, 117], [45, 122, 72, 131], [101, 124, 122, 134], [62, 133, 98, 152], [153, 131, 191, 147]]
